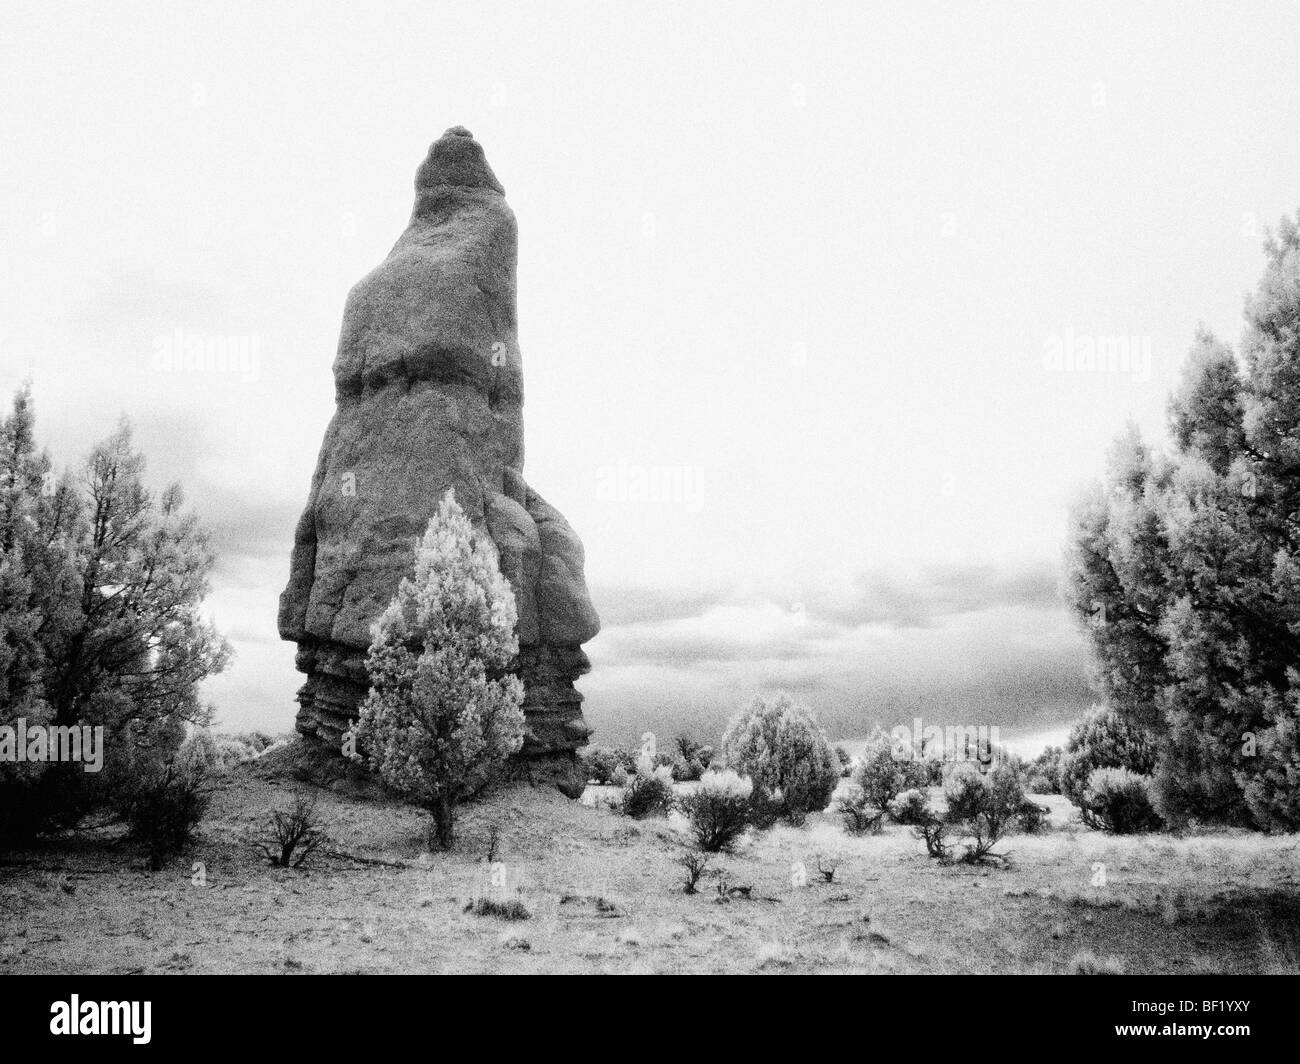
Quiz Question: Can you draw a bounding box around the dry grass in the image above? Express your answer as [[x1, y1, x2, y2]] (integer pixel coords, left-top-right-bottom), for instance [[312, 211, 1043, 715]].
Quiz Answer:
[[1, 744, 1298, 974]]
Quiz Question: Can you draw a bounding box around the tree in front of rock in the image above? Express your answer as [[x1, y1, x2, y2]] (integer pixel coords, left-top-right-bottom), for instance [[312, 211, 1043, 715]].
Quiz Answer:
[[346, 490, 525, 850], [720, 692, 838, 824]]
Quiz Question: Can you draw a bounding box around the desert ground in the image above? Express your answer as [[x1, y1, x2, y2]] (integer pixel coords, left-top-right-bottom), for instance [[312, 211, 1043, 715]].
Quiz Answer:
[[2, 742, 1298, 975]]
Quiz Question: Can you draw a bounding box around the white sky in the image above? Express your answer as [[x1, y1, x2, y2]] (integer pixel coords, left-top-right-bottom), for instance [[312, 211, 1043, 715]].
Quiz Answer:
[[3, 1, 1298, 750]]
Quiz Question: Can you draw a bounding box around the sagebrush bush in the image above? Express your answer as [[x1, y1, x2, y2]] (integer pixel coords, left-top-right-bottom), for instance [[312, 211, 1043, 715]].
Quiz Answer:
[[919, 764, 1028, 864], [721, 693, 838, 823], [1024, 745, 1064, 794], [257, 791, 327, 868], [1060, 704, 1158, 809], [1080, 767, 1163, 834], [579, 746, 637, 785], [465, 895, 531, 920], [677, 769, 753, 852], [852, 731, 929, 816], [1016, 797, 1051, 834], [621, 762, 674, 819], [674, 732, 714, 767], [118, 761, 210, 870], [888, 787, 932, 827], [836, 782, 884, 834], [670, 753, 707, 782]]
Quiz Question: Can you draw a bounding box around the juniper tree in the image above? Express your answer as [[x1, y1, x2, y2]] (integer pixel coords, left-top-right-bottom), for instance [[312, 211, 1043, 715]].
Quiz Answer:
[[1065, 215, 1300, 828], [0, 387, 229, 839], [346, 490, 525, 850]]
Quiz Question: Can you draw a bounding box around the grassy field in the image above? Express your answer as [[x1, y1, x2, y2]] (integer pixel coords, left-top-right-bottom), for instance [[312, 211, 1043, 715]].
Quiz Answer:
[[2, 741, 1298, 974]]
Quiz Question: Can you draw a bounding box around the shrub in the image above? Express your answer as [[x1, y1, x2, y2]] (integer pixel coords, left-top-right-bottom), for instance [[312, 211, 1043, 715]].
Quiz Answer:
[[1060, 704, 1158, 809], [1016, 797, 1051, 834], [621, 763, 674, 819], [465, 895, 531, 920], [1025, 745, 1064, 794], [257, 791, 327, 868], [835, 745, 853, 777], [670, 753, 707, 782], [721, 693, 838, 823], [913, 764, 1027, 864], [946, 764, 1024, 831], [1080, 767, 1162, 834], [580, 746, 636, 785], [852, 730, 929, 816], [888, 787, 932, 827], [345, 491, 525, 851], [674, 732, 713, 768], [119, 761, 210, 870], [836, 782, 885, 834], [176, 728, 219, 776], [677, 769, 753, 852], [676, 850, 712, 894]]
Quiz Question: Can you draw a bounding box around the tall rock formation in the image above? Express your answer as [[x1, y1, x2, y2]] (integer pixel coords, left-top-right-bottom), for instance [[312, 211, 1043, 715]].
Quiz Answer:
[[278, 127, 600, 780]]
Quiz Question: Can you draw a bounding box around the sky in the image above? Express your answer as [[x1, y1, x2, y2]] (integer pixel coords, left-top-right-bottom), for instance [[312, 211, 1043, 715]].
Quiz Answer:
[[2, 1, 1299, 752]]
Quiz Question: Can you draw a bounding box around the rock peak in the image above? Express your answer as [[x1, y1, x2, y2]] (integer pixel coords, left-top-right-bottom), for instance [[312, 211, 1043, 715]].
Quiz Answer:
[[414, 126, 504, 194], [280, 133, 598, 786]]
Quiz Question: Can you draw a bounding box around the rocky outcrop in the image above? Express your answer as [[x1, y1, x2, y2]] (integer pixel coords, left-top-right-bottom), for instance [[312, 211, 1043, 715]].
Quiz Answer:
[[278, 127, 599, 781]]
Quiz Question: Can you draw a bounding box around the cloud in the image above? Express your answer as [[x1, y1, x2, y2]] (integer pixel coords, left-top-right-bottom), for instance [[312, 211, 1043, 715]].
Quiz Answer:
[[579, 560, 1094, 750], [800, 561, 1064, 630], [589, 584, 733, 627]]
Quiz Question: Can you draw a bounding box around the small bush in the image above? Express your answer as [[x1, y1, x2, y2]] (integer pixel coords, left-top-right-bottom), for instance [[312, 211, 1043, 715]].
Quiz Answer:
[[909, 764, 1027, 865], [670, 754, 707, 782], [836, 782, 884, 834], [1016, 797, 1051, 834], [835, 745, 853, 777], [257, 791, 327, 868], [176, 729, 219, 776], [465, 895, 531, 920], [888, 787, 932, 827], [677, 769, 753, 852], [721, 693, 838, 823], [916, 817, 951, 861], [1060, 704, 1157, 809], [676, 850, 712, 894], [674, 732, 713, 768], [1025, 745, 1064, 794], [815, 854, 839, 882], [120, 762, 210, 870], [942, 764, 1025, 862], [852, 731, 929, 815], [621, 764, 674, 819], [1080, 767, 1162, 834], [580, 745, 637, 785]]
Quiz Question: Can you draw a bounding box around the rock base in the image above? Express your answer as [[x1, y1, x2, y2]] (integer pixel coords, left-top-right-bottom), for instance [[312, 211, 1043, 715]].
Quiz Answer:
[[292, 638, 593, 775]]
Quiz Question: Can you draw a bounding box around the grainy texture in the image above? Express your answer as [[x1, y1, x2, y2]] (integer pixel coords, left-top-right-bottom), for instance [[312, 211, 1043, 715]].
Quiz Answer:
[[278, 128, 599, 773], [3, 743, 1297, 975]]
